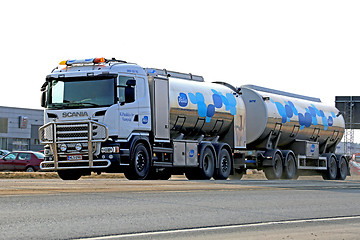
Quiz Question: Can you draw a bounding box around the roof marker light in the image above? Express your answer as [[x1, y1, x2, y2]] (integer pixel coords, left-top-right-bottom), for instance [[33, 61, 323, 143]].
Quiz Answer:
[[59, 60, 67, 65], [93, 57, 105, 64]]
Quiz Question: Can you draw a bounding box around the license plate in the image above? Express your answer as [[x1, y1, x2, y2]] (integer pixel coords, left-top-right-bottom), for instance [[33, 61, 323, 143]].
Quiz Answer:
[[67, 155, 82, 161]]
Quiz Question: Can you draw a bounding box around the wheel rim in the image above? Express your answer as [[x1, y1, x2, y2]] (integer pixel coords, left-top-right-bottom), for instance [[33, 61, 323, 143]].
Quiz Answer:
[[136, 152, 146, 173], [26, 167, 34, 172], [221, 156, 229, 173]]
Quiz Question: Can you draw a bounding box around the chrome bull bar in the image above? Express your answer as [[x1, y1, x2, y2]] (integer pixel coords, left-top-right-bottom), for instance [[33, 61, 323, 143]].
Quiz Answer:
[[39, 120, 109, 170]]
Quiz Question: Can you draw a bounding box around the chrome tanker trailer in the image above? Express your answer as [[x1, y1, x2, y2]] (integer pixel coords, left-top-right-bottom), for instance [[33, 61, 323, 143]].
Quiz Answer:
[[39, 58, 348, 181], [240, 85, 346, 180]]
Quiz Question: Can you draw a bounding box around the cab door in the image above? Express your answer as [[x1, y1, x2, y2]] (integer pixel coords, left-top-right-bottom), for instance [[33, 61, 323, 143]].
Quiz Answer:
[[117, 75, 139, 139]]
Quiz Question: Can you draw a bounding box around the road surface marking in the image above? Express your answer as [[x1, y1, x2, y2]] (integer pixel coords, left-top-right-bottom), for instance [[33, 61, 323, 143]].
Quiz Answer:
[[76, 215, 360, 240]]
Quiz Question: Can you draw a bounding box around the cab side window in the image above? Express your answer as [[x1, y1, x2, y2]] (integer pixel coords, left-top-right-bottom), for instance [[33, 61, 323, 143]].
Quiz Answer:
[[118, 76, 136, 104]]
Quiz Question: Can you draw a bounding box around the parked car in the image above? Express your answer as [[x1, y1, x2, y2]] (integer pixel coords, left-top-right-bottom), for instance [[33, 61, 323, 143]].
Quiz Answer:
[[0, 149, 10, 158], [0, 151, 45, 172]]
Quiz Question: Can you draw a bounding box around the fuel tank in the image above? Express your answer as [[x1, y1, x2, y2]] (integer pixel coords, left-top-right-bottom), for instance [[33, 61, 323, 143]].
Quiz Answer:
[[168, 78, 246, 148], [241, 85, 345, 149]]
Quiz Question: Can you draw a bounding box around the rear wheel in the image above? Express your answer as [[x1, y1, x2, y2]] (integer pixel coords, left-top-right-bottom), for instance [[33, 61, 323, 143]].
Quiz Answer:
[[264, 153, 283, 180], [337, 157, 348, 180], [124, 143, 150, 180], [322, 156, 337, 180], [57, 170, 82, 180], [213, 149, 232, 180], [282, 154, 297, 179], [199, 147, 215, 180]]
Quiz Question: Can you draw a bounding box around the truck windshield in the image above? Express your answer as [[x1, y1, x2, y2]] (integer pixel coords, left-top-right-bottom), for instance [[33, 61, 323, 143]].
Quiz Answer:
[[47, 77, 116, 109]]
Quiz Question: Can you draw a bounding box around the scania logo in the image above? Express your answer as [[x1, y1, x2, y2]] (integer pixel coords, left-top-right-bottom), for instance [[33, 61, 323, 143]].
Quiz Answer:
[[62, 112, 89, 118]]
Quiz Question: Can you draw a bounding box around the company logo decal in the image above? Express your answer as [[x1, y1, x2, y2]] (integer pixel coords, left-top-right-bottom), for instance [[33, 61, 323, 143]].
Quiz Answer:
[[310, 144, 316, 153], [62, 112, 88, 118], [178, 93, 188, 107], [142, 116, 149, 124], [178, 89, 237, 123], [189, 149, 195, 158]]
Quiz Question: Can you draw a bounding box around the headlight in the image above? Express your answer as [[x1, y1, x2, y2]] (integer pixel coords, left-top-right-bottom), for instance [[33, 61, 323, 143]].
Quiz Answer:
[[75, 143, 82, 151], [60, 144, 67, 152]]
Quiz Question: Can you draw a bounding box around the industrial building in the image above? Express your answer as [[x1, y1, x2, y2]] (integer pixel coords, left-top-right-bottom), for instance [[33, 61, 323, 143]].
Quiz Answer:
[[0, 106, 44, 152]]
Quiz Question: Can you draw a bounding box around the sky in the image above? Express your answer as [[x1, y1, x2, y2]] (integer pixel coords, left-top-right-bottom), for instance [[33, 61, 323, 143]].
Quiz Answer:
[[1, 0, 360, 141]]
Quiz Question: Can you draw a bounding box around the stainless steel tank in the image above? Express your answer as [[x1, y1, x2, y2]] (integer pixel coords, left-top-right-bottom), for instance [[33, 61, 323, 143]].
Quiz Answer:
[[168, 78, 246, 148], [241, 85, 345, 149]]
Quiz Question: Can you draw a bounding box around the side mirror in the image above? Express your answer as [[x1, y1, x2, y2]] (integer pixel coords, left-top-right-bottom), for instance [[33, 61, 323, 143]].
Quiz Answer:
[[41, 91, 47, 108]]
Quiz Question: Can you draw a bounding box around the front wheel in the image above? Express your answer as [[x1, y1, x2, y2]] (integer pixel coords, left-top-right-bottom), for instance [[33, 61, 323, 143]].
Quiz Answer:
[[124, 143, 150, 180]]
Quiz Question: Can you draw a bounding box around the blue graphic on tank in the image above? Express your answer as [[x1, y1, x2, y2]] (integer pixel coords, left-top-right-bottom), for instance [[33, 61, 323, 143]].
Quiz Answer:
[[270, 98, 338, 130], [178, 90, 237, 122]]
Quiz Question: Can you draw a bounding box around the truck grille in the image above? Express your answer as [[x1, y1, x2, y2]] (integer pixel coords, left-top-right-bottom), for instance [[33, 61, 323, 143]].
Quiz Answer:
[[39, 121, 108, 144]]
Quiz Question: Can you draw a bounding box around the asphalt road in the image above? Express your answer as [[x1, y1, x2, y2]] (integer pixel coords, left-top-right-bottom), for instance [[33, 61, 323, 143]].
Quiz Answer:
[[0, 178, 360, 240]]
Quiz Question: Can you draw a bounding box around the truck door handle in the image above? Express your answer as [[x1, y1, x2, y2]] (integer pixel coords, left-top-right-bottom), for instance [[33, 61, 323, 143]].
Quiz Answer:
[[134, 115, 138, 122]]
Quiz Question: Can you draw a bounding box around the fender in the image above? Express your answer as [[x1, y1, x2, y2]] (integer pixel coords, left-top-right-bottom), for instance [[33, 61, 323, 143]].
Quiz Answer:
[[128, 135, 152, 163]]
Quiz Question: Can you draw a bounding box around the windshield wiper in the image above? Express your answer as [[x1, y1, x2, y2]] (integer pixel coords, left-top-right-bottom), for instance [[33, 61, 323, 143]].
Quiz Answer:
[[64, 101, 101, 108]]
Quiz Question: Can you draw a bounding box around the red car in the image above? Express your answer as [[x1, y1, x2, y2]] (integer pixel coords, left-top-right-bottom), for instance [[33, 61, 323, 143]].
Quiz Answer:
[[0, 151, 45, 172]]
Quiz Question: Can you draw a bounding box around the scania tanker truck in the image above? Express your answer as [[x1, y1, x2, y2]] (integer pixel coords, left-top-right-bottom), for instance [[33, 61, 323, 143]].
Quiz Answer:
[[39, 57, 348, 181]]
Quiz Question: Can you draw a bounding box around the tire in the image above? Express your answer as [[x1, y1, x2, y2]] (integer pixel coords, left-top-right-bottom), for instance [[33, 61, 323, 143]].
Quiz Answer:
[[322, 156, 337, 180], [199, 147, 215, 180], [57, 170, 82, 180], [337, 157, 348, 180], [264, 153, 283, 180], [25, 166, 35, 172], [282, 154, 297, 179], [213, 149, 232, 180], [124, 143, 150, 180]]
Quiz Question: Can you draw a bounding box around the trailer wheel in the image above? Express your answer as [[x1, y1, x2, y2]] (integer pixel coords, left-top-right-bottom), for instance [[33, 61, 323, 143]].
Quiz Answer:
[[57, 170, 82, 180], [214, 148, 232, 180], [124, 143, 150, 180], [199, 147, 215, 180], [264, 153, 283, 180], [282, 154, 297, 179], [337, 157, 348, 180], [322, 155, 337, 180]]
